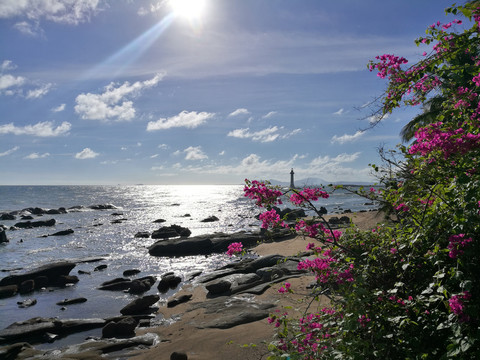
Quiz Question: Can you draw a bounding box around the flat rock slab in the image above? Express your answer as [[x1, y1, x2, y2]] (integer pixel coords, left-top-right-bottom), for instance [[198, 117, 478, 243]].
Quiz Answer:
[[0, 261, 76, 287]]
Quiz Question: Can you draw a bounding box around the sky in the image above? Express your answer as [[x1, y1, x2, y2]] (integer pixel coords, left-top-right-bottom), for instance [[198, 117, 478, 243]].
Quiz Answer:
[[0, 0, 464, 185]]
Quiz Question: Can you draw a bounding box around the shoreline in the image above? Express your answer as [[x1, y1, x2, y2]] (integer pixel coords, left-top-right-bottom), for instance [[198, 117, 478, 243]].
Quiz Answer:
[[131, 210, 384, 360]]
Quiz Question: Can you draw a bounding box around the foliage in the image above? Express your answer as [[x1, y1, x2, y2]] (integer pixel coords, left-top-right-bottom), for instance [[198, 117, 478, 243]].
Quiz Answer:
[[233, 3, 480, 359]]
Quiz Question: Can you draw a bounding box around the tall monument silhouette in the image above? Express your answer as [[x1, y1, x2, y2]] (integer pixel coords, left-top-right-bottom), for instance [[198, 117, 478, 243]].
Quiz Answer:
[[290, 168, 295, 189]]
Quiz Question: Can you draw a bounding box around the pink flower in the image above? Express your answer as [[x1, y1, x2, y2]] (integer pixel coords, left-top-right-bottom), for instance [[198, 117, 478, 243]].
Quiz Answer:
[[449, 291, 471, 322], [278, 282, 291, 294], [447, 234, 473, 259], [290, 187, 329, 206], [226, 242, 243, 257], [258, 209, 287, 229]]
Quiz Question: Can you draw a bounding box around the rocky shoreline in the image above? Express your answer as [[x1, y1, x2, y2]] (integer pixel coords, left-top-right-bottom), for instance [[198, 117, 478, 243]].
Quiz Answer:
[[0, 204, 380, 360]]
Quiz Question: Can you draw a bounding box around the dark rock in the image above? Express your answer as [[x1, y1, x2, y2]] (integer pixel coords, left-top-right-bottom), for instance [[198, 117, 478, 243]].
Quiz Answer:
[[343, 209, 352, 213], [167, 294, 193, 308], [0, 213, 15, 220], [33, 276, 48, 289], [120, 295, 160, 315], [56, 297, 87, 306], [99, 278, 132, 291], [18, 280, 35, 294], [111, 212, 124, 216], [157, 274, 181, 293], [14, 219, 56, 229], [102, 317, 138, 338], [151, 224, 191, 239], [200, 215, 219, 223], [0, 285, 17, 298], [20, 215, 34, 220], [206, 280, 231, 296], [43, 332, 58, 343], [182, 214, 191, 217], [111, 219, 126, 224], [123, 269, 141, 277], [171, 351, 188, 360], [94, 264, 108, 271], [0, 342, 33, 359], [134, 231, 150, 238], [17, 298, 37, 308], [78, 270, 91, 275], [328, 216, 340, 224], [45, 208, 67, 215], [0, 317, 105, 345], [339, 216, 351, 224], [128, 279, 150, 294], [53, 275, 79, 287], [50, 229, 74, 236], [89, 204, 117, 210], [0, 230, 7, 243], [153, 218, 166, 223]]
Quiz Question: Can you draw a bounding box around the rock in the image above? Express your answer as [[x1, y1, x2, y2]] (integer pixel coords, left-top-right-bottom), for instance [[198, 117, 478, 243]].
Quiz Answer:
[[0, 342, 33, 359], [17, 298, 37, 308], [134, 231, 150, 238], [43, 332, 58, 343], [56, 297, 87, 306], [53, 275, 79, 287], [0, 229, 8, 243], [99, 278, 132, 291], [78, 270, 91, 275], [167, 294, 193, 308], [94, 264, 108, 271], [151, 225, 191, 239], [45, 208, 67, 215], [120, 295, 160, 315], [0, 285, 17, 298], [200, 215, 219, 222], [50, 229, 74, 236], [20, 215, 34, 220], [102, 317, 138, 338], [18, 280, 35, 294], [0, 317, 106, 345], [205, 280, 231, 296], [153, 218, 166, 223], [123, 269, 141, 277], [33, 276, 48, 289], [111, 212, 124, 216], [0, 213, 15, 220], [157, 274, 182, 293], [89, 204, 117, 210], [128, 280, 150, 294], [14, 219, 56, 229], [171, 351, 188, 360]]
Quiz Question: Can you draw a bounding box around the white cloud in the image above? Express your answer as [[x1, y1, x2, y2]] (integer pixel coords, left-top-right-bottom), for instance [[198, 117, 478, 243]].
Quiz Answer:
[[0, 0, 102, 25], [219, 150, 225, 156], [333, 108, 345, 116], [13, 21, 44, 37], [0, 74, 26, 91], [150, 154, 159, 158], [75, 73, 164, 122], [228, 108, 250, 117], [184, 146, 208, 160], [52, 103, 66, 112], [75, 147, 99, 159], [1, 60, 16, 71], [26, 83, 52, 99], [262, 111, 277, 119], [0, 146, 19, 157], [147, 110, 214, 131], [0, 121, 71, 137], [331, 130, 365, 144], [367, 113, 389, 124], [24, 152, 50, 159], [158, 143, 169, 149], [227, 126, 300, 143]]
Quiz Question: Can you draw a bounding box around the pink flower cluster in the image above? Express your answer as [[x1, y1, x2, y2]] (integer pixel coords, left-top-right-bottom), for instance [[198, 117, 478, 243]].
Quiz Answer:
[[447, 234, 473, 259], [278, 282, 291, 294], [295, 220, 324, 238], [409, 122, 480, 159], [226, 242, 243, 257], [449, 291, 471, 322], [297, 256, 354, 285], [395, 203, 410, 212], [290, 188, 329, 206], [369, 54, 408, 79], [258, 209, 288, 229], [244, 179, 283, 207], [358, 315, 371, 328]]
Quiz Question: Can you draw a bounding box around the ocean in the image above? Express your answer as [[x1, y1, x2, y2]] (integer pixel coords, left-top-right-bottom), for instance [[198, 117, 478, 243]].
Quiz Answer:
[[0, 184, 376, 348]]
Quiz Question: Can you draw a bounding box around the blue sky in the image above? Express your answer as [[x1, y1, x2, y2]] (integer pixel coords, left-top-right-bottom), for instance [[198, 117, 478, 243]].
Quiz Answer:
[[0, 0, 460, 185]]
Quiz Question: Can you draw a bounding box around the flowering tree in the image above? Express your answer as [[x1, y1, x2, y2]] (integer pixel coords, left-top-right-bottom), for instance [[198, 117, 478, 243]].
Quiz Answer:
[[232, 3, 480, 359]]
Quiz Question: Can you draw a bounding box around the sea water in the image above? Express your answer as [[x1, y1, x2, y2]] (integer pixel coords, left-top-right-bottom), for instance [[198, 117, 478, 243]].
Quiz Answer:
[[0, 184, 376, 347]]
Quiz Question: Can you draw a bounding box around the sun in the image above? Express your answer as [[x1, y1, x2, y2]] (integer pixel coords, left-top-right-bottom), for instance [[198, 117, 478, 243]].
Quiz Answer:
[[169, 0, 207, 20]]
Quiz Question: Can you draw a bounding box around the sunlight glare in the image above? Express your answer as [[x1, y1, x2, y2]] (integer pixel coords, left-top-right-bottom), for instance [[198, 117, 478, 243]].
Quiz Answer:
[[170, 0, 207, 20]]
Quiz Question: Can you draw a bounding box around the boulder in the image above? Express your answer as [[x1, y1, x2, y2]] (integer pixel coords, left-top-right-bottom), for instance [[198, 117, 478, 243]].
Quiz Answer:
[[45, 208, 67, 215], [205, 280, 231, 296], [56, 298, 87, 306], [153, 218, 166, 223], [18, 280, 35, 294], [151, 225, 191, 239], [200, 215, 219, 223], [53, 275, 79, 287], [120, 295, 160, 316], [0, 213, 15, 221], [0, 342, 33, 359], [89, 204, 117, 210], [123, 269, 141, 277], [0, 285, 17, 299], [49, 229, 74, 236], [167, 294, 193, 308], [171, 352, 188, 360], [99, 278, 132, 291], [0, 229, 7, 243], [134, 232, 150, 238], [14, 219, 56, 229], [34, 276, 49, 289], [102, 317, 138, 338], [94, 264, 108, 271], [157, 274, 181, 293], [17, 298, 37, 308]]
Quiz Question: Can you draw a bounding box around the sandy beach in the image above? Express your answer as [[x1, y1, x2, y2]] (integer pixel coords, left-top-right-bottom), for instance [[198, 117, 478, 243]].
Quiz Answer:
[[131, 210, 384, 360]]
